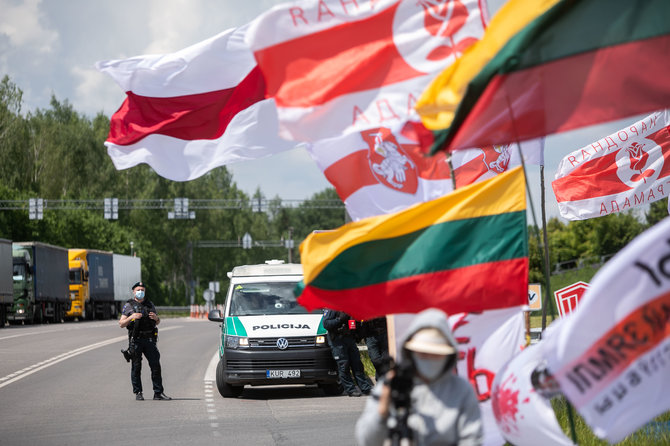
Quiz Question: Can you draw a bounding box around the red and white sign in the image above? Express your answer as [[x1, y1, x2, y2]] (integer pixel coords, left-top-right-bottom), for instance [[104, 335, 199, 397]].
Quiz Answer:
[[542, 218, 670, 442], [246, 0, 486, 142], [554, 282, 590, 318], [552, 110, 670, 220]]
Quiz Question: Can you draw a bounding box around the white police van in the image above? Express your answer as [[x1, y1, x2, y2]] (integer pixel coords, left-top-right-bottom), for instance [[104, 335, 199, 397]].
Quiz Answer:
[[208, 260, 340, 397]]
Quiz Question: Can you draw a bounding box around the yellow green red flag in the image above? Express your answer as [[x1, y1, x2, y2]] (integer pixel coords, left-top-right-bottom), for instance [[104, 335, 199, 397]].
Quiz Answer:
[[296, 167, 528, 320]]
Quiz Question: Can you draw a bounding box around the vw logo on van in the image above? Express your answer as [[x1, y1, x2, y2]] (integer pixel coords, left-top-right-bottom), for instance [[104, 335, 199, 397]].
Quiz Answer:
[[276, 338, 289, 350]]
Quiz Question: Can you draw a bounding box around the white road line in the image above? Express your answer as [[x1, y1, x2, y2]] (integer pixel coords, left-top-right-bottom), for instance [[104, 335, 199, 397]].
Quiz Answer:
[[0, 326, 180, 390], [0, 322, 114, 341], [204, 351, 219, 381]]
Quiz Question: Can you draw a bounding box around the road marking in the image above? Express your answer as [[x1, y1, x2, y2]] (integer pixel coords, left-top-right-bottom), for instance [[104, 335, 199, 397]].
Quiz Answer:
[[0, 326, 180, 389], [0, 322, 115, 342], [204, 351, 218, 381]]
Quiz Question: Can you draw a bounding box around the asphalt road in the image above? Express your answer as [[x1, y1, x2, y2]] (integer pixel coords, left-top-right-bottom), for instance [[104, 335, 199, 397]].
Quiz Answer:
[[0, 318, 368, 446]]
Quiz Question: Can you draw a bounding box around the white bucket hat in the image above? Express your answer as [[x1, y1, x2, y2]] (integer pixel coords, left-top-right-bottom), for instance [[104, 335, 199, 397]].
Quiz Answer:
[[405, 327, 455, 355]]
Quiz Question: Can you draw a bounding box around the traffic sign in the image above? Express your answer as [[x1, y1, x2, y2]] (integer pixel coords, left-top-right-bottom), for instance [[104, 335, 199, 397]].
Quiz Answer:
[[528, 284, 542, 311], [554, 281, 590, 318]]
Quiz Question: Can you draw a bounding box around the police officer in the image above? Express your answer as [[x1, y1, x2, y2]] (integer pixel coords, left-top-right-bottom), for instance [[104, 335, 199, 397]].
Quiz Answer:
[[119, 282, 171, 401], [323, 309, 372, 397], [360, 317, 389, 381]]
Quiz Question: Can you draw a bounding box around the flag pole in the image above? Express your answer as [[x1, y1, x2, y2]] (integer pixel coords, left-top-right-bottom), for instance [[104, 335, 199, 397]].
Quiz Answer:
[[504, 92, 577, 445], [539, 164, 554, 331], [447, 155, 457, 190]]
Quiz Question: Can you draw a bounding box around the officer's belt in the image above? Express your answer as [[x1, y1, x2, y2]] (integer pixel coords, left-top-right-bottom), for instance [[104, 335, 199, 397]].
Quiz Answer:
[[135, 330, 155, 339]]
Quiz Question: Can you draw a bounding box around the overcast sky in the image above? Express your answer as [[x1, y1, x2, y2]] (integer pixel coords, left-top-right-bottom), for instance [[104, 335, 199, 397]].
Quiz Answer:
[[0, 0, 646, 222]]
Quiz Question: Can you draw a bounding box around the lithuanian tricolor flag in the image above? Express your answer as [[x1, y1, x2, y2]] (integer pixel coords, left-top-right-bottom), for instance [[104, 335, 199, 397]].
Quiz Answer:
[[418, 0, 670, 154], [296, 167, 528, 320]]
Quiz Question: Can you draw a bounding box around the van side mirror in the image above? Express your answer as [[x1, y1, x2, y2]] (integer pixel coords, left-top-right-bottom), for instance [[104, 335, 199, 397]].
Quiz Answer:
[[208, 309, 223, 322]]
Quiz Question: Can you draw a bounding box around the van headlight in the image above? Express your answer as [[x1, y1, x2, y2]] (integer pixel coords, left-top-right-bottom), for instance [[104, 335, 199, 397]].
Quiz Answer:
[[316, 335, 326, 345], [225, 336, 249, 349]]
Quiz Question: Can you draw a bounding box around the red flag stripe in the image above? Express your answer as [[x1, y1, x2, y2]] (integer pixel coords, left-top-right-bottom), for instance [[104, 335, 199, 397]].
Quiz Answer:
[[298, 257, 528, 320], [253, 3, 424, 108], [107, 66, 266, 146]]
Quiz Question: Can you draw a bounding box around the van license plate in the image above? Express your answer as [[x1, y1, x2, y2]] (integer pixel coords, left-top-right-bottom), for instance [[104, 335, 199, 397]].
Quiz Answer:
[[266, 369, 300, 378]]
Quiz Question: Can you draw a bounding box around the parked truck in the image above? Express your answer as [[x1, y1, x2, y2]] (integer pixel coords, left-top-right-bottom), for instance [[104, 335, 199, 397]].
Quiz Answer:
[[112, 254, 142, 315], [0, 239, 12, 327], [66, 249, 115, 320], [9, 242, 70, 324]]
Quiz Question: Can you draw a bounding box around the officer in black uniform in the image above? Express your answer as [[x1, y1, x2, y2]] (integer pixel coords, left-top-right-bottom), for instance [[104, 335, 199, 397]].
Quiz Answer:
[[119, 282, 171, 401], [323, 309, 373, 397]]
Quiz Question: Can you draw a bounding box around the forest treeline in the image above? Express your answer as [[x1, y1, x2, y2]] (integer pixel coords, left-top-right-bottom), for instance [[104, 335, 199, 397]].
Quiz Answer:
[[0, 75, 667, 305]]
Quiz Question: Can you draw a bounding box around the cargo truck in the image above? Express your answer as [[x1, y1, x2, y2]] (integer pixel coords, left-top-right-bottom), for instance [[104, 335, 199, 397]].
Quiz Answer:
[[66, 249, 115, 320], [0, 239, 12, 327], [112, 254, 142, 315], [9, 242, 70, 324]]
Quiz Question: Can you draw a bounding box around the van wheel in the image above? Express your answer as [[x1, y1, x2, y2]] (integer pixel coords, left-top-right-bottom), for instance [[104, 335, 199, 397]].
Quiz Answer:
[[216, 359, 243, 398], [319, 382, 343, 396]]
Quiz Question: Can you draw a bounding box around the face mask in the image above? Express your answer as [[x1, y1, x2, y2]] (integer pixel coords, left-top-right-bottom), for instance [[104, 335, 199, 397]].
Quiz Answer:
[[412, 354, 447, 381], [134, 290, 145, 300]]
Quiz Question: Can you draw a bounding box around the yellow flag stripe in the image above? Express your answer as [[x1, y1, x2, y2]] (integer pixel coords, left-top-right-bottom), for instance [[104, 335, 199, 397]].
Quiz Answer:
[[300, 167, 526, 283], [415, 0, 560, 131]]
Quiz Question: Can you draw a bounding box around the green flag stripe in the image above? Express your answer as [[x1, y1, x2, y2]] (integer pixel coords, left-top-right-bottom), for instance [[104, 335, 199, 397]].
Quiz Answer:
[[310, 211, 527, 291]]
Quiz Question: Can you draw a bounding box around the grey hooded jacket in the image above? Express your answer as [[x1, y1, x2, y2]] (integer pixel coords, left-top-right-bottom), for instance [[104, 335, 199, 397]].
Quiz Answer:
[[355, 309, 483, 446]]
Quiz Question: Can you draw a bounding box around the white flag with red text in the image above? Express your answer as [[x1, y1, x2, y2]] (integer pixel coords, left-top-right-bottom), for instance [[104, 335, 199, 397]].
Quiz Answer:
[[491, 344, 574, 446], [309, 120, 543, 220], [552, 110, 670, 220], [393, 307, 526, 446], [541, 217, 670, 442], [96, 26, 296, 181], [246, 0, 487, 142]]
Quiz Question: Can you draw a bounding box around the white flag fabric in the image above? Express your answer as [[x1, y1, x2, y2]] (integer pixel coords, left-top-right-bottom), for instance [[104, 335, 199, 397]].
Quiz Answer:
[[542, 217, 670, 442], [246, 0, 486, 142], [491, 343, 574, 446], [392, 307, 526, 446], [308, 120, 544, 220], [96, 26, 296, 181], [552, 110, 670, 220]]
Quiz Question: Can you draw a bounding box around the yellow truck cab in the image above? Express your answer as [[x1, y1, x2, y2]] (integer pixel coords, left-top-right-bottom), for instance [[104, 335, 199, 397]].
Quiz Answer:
[[66, 249, 87, 319], [208, 260, 340, 398]]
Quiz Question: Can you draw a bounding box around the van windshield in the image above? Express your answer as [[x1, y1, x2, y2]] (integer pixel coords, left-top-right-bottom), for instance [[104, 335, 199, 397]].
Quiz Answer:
[[229, 282, 320, 316]]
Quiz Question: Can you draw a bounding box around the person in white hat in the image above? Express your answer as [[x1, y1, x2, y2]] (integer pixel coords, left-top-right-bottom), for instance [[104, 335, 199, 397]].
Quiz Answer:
[[356, 308, 483, 446]]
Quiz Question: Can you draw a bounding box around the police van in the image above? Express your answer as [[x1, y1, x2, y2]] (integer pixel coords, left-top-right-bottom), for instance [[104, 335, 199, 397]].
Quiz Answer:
[[208, 260, 340, 397]]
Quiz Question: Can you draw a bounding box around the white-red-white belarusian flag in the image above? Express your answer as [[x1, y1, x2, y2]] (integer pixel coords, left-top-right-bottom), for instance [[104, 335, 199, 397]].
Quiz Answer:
[[308, 120, 543, 220], [96, 26, 296, 181], [542, 217, 670, 442], [246, 0, 487, 142], [552, 110, 670, 220]]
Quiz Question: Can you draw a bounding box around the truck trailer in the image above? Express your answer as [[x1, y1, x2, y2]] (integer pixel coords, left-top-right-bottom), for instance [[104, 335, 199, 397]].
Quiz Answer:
[[9, 242, 70, 324], [112, 254, 142, 315], [66, 249, 115, 320], [0, 239, 12, 327]]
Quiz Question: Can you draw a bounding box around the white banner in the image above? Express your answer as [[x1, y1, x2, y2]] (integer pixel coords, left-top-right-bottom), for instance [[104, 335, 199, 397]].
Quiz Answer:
[[393, 307, 526, 445], [491, 343, 574, 445], [542, 217, 670, 442]]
